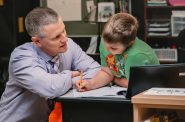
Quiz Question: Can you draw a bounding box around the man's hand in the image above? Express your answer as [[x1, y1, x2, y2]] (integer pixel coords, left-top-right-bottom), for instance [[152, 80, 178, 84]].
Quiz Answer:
[[71, 71, 80, 78]]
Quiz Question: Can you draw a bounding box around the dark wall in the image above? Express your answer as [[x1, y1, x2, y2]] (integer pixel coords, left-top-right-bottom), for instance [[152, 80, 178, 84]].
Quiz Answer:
[[0, 0, 40, 58], [43, 0, 118, 36], [131, 0, 145, 41], [0, 0, 40, 97]]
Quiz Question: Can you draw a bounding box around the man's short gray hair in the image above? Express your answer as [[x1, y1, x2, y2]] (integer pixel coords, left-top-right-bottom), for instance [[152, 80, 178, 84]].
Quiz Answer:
[[25, 7, 60, 38]]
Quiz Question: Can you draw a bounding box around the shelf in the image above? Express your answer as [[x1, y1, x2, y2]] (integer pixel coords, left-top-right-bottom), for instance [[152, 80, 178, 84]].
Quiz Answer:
[[132, 90, 185, 122], [147, 5, 185, 9], [131, 0, 185, 56], [147, 36, 177, 39], [143, 1, 185, 50]]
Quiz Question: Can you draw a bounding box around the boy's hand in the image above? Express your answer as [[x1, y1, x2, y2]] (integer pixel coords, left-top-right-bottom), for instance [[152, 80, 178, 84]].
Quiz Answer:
[[114, 77, 128, 88], [75, 80, 91, 92]]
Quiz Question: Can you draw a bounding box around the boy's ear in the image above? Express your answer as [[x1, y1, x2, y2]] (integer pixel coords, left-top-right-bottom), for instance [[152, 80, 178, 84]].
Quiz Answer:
[[130, 40, 135, 45], [31, 37, 41, 47]]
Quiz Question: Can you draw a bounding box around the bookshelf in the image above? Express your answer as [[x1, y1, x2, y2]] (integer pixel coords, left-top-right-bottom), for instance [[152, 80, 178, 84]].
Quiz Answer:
[[131, 90, 185, 122], [131, 0, 185, 63], [145, 2, 185, 48]]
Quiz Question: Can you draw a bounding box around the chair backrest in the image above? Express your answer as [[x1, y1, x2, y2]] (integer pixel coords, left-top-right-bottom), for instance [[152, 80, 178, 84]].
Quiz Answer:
[[177, 29, 185, 49], [87, 54, 100, 64], [0, 57, 9, 97], [177, 29, 185, 63]]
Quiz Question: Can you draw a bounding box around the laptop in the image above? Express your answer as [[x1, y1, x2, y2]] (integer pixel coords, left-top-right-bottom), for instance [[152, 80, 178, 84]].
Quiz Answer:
[[125, 63, 185, 99]]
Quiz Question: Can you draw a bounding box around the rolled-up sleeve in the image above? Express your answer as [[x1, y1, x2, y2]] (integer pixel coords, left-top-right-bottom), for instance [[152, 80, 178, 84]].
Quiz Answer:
[[68, 38, 101, 82]]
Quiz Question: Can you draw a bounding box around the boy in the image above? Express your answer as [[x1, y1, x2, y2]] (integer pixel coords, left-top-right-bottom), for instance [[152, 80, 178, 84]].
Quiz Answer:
[[76, 13, 159, 91]]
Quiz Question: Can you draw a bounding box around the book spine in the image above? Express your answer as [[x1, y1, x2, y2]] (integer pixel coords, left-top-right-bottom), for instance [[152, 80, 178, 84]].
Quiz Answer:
[[122, 0, 125, 13]]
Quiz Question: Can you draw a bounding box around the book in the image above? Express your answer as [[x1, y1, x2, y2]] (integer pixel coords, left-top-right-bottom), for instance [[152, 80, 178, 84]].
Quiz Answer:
[[143, 115, 155, 122], [142, 111, 179, 122], [144, 87, 185, 96], [148, 27, 170, 32]]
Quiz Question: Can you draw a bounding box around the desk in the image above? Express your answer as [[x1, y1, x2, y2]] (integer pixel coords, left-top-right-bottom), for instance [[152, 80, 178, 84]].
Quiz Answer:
[[132, 90, 185, 122], [55, 90, 133, 122]]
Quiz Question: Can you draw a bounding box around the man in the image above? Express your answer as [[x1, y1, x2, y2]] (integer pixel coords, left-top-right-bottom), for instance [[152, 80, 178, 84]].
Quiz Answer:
[[0, 7, 102, 121]]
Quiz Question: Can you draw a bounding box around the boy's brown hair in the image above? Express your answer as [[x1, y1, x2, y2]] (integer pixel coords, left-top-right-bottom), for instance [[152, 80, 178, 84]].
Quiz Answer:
[[102, 13, 138, 45]]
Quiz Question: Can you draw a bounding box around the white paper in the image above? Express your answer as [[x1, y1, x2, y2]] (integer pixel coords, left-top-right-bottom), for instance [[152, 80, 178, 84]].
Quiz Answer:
[[86, 36, 98, 54], [148, 28, 170, 32], [47, 0, 82, 21], [144, 87, 185, 96], [73, 85, 127, 97], [86, 0, 94, 13], [148, 32, 170, 36], [148, 22, 170, 27]]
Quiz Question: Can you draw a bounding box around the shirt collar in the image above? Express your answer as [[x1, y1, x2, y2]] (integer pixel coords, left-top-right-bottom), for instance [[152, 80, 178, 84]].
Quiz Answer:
[[33, 43, 53, 62]]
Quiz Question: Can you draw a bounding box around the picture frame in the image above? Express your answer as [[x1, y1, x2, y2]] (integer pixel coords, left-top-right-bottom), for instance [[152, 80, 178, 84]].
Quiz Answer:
[[98, 2, 115, 22]]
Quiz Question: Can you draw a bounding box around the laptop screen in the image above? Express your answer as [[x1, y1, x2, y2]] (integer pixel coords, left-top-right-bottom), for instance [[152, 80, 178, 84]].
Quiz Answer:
[[126, 63, 185, 99]]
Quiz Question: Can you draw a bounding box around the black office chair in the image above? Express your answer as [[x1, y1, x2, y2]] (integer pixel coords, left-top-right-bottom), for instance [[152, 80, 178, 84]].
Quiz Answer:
[[0, 57, 9, 97], [177, 29, 185, 63], [87, 54, 101, 64]]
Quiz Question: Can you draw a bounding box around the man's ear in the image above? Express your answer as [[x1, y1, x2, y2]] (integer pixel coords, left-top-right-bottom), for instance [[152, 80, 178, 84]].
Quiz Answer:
[[31, 37, 41, 47]]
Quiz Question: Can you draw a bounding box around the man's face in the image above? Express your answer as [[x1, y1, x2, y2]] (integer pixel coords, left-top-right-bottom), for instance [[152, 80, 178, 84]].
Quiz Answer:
[[33, 19, 68, 57], [104, 41, 126, 55]]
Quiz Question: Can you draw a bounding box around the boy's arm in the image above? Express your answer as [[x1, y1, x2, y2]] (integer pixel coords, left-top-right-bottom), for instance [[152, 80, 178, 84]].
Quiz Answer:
[[114, 77, 128, 88]]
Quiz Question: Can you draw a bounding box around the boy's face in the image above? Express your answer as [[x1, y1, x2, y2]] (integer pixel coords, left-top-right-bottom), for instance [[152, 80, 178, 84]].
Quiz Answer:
[[104, 40, 134, 55], [104, 41, 126, 55]]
